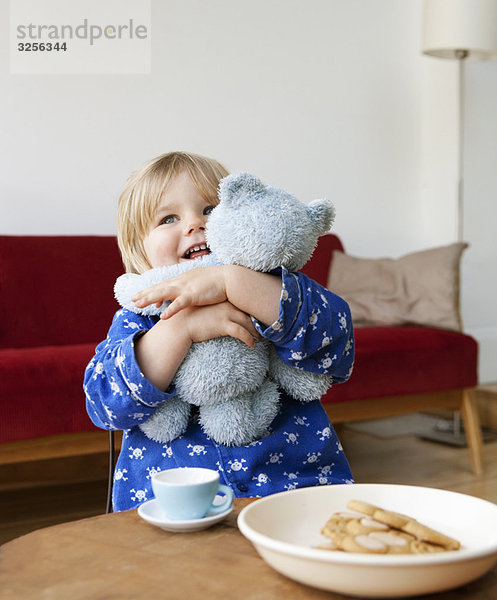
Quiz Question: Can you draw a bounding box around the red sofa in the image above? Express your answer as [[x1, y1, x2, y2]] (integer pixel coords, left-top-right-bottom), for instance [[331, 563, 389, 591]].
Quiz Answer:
[[0, 236, 123, 445], [0, 234, 482, 472]]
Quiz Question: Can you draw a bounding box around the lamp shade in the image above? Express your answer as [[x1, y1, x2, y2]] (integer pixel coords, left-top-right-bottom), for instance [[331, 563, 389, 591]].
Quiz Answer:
[[422, 0, 497, 60]]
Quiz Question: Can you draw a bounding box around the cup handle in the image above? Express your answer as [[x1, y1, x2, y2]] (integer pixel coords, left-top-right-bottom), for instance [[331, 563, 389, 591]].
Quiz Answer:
[[209, 484, 234, 514]]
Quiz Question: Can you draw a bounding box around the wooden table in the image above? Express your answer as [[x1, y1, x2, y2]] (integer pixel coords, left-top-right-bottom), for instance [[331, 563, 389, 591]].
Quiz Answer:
[[1, 499, 496, 600]]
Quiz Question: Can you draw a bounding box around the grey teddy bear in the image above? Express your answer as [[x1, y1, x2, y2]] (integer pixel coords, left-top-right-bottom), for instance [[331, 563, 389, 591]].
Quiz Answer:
[[114, 173, 335, 446]]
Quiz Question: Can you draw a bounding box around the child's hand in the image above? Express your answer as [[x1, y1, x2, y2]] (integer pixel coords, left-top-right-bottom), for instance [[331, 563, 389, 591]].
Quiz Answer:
[[181, 302, 260, 347], [132, 266, 228, 319]]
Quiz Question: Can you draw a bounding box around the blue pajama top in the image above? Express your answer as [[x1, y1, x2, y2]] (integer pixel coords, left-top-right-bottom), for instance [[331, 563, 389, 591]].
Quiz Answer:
[[84, 269, 355, 511]]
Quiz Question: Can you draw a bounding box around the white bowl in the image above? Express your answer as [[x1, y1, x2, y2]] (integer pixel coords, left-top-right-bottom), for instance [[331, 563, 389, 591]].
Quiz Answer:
[[237, 484, 497, 598]]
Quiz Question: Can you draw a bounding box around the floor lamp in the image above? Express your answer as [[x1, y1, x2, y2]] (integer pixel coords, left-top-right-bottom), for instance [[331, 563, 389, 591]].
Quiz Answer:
[[422, 0, 497, 243], [421, 0, 497, 445]]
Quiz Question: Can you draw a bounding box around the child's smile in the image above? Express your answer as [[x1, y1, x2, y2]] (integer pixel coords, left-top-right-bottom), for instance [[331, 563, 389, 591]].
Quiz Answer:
[[182, 242, 210, 261]]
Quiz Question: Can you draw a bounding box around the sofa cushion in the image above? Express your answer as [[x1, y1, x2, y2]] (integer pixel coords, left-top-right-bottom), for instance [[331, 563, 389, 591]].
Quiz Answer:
[[327, 243, 467, 331], [0, 236, 123, 349], [321, 326, 478, 404], [300, 233, 344, 286], [0, 343, 98, 443]]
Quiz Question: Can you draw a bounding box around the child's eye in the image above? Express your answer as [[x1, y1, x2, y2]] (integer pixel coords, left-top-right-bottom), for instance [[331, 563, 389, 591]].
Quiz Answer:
[[160, 215, 177, 225], [204, 205, 214, 216]]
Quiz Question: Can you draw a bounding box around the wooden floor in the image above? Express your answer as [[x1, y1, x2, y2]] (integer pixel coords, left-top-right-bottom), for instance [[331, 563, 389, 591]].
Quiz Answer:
[[341, 425, 497, 503], [2, 421, 497, 546]]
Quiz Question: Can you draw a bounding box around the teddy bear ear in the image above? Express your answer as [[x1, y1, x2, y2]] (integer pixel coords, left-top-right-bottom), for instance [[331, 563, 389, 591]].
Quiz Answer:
[[218, 172, 265, 203], [307, 199, 336, 233]]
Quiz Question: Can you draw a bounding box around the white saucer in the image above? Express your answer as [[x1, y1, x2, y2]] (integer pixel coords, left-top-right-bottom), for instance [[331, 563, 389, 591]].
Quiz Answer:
[[137, 499, 233, 533]]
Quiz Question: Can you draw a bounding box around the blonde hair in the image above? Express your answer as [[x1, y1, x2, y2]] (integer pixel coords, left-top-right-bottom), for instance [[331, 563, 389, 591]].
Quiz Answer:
[[117, 151, 229, 273]]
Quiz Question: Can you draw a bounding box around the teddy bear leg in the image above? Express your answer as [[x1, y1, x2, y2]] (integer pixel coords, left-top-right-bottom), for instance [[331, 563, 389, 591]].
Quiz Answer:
[[139, 397, 191, 443], [249, 379, 281, 438], [199, 395, 258, 447], [175, 337, 270, 406], [199, 380, 280, 446], [268, 345, 333, 403]]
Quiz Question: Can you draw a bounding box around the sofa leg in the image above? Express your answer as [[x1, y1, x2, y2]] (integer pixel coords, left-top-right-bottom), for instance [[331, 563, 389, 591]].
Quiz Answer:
[[460, 389, 484, 475]]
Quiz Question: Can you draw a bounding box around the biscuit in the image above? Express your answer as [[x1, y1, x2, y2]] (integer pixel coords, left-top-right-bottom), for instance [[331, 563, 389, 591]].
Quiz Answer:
[[347, 501, 412, 530], [346, 517, 390, 535], [321, 512, 355, 545], [402, 520, 460, 550], [410, 539, 447, 554], [332, 529, 446, 555], [372, 508, 460, 550], [320, 500, 461, 555], [372, 508, 411, 530], [348, 501, 460, 551], [368, 530, 415, 554], [346, 500, 378, 516]]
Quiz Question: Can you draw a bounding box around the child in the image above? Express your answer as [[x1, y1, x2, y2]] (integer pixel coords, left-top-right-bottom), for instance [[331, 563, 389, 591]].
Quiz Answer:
[[84, 151, 355, 512]]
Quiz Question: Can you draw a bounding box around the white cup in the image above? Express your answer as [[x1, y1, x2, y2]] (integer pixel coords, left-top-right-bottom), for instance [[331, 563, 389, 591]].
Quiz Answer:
[[151, 467, 234, 520]]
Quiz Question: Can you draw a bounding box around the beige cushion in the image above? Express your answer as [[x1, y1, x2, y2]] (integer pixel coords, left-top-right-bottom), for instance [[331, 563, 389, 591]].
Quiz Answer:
[[327, 243, 468, 331]]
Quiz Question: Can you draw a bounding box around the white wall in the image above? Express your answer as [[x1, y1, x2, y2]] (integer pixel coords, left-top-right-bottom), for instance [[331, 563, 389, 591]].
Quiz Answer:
[[1, 0, 496, 381], [462, 61, 497, 382]]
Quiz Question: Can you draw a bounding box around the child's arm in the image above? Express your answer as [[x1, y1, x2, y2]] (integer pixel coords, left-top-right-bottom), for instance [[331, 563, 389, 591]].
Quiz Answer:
[[84, 303, 259, 431], [132, 265, 282, 327], [84, 309, 175, 431], [132, 265, 354, 382], [134, 300, 260, 390], [257, 269, 354, 382]]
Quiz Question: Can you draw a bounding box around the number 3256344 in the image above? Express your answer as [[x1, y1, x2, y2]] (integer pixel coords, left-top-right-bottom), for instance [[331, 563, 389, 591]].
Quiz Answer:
[[18, 42, 67, 51]]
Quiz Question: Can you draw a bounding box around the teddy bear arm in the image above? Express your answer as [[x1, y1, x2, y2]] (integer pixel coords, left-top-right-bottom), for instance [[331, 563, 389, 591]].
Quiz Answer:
[[114, 267, 178, 315], [114, 257, 222, 315]]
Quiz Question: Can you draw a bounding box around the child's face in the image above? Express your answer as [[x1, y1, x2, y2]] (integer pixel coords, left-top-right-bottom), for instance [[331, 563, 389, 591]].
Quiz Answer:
[[143, 170, 215, 268]]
